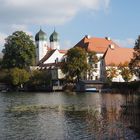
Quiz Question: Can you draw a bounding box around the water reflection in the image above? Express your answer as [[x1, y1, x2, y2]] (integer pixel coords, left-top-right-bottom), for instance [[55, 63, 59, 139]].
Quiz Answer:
[[0, 92, 139, 140]]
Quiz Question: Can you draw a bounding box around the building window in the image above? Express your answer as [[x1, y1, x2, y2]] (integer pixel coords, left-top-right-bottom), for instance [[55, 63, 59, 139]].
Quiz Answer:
[[95, 76, 98, 80], [55, 58, 59, 63], [95, 64, 98, 68], [90, 76, 93, 80]]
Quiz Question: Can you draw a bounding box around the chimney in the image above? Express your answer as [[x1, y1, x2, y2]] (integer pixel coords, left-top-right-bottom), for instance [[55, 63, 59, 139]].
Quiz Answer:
[[109, 44, 114, 49], [85, 35, 90, 39], [105, 37, 111, 40]]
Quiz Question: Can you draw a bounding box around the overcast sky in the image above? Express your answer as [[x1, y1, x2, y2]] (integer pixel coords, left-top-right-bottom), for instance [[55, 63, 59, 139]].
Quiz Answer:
[[0, 0, 140, 52]]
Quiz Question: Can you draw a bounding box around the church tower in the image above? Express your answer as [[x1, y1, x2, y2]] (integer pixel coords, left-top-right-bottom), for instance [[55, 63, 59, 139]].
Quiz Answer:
[[49, 30, 60, 50], [35, 29, 48, 64]]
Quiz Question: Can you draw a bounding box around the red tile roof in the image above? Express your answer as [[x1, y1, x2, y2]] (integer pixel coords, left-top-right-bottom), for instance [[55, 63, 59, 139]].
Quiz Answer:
[[74, 36, 134, 66], [104, 47, 134, 66], [74, 36, 120, 53], [58, 50, 67, 54]]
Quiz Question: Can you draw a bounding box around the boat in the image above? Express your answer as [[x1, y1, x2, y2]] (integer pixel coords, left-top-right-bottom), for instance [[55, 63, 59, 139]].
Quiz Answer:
[[1, 89, 8, 93], [85, 87, 99, 92]]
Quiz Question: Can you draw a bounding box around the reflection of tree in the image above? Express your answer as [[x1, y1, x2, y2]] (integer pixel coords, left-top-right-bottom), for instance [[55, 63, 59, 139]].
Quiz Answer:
[[120, 93, 140, 133], [83, 102, 129, 139]]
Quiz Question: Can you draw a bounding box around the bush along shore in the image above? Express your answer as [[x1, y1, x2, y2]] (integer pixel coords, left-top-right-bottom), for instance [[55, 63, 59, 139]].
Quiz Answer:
[[104, 81, 140, 93]]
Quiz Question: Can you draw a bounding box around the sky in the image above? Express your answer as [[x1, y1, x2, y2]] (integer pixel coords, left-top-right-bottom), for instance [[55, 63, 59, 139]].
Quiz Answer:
[[0, 0, 140, 52]]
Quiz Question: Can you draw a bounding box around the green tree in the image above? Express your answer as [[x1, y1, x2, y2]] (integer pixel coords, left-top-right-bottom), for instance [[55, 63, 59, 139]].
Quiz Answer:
[[10, 68, 30, 88], [0, 69, 10, 83], [2, 31, 35, 68], [28, 70, 51, 89], [118, 62, 132, 82], [61, 47, 97, 82], [129, 35, 140, 78]]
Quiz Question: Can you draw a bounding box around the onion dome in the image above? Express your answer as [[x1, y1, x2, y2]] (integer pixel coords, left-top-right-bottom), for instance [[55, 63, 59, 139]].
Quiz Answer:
[[35, 29, 47, 41], [49, 30, 59, 42]]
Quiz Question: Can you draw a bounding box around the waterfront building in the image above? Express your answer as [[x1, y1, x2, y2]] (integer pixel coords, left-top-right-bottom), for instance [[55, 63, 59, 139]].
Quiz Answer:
[[34, 28, 66, 87], [34, 28, 138, 83], [73, 35, 138, 82]]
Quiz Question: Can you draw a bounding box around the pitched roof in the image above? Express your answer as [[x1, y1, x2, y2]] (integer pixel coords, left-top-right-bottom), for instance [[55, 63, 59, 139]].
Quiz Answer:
[[74, 35, 134, 66], [39, 62, 63, 68], [104, 47, 134, 66], [38, 50, 56, 65], [38, 49, 67, 66], [74, 36, 120, 53]]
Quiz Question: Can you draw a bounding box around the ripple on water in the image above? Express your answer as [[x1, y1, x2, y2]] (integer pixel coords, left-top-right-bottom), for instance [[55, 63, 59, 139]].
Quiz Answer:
[[0, 92, 139, 140]]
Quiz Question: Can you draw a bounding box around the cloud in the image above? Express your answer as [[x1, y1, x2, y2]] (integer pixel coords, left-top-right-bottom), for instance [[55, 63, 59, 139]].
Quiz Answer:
[[0, 0, 110, 50], [0, 33, 7, 50], [0, 33, 6, 44], [0, 0, 110, 25], [0, 25, 32, 52], [10, 24, 32, 35], [114, 38, 135, 48]]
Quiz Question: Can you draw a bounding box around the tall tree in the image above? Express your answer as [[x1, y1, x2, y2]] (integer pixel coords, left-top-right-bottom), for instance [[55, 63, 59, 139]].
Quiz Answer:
[[61, 47, 97, 82], [129, 35, 140, 78], [2, 31, 35, 68]]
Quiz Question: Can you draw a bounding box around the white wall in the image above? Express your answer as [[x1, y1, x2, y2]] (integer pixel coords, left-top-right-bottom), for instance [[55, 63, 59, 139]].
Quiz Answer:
[[36, 40, 48, 63], [44, 50, 64, 64]]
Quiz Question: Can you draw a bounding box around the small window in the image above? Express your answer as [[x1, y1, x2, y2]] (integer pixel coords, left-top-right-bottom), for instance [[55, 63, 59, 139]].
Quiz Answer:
[[55, 58, 59, 63], [95, 76, 98, 80], [95, 64, 98, 68]]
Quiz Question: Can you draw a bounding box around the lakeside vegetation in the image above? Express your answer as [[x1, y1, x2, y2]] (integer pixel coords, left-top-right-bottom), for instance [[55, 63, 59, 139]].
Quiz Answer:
[[7, 104, 100, 114], [0, 30, 139, 136], [0, 30, 139, 92]]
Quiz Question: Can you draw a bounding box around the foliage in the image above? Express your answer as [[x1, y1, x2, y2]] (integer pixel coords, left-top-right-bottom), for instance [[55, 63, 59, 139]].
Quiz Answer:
[[106, 67, 118, 81], [87, 51, 98, 79], [2, 31, 35, 69], [9, 68, 30, 87], [0, 69, 10, 83], [0, 58, 2, 67], [129, 35, 140, 78], [61, 47, 97, 82], [28, 69, 51, 89], [8, 104, 100, 113], [118, 62, 133, 82]]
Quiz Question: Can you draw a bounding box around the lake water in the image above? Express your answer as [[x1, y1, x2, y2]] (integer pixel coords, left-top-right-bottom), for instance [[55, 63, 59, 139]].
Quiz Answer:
[[0, 91, 139, 140]]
